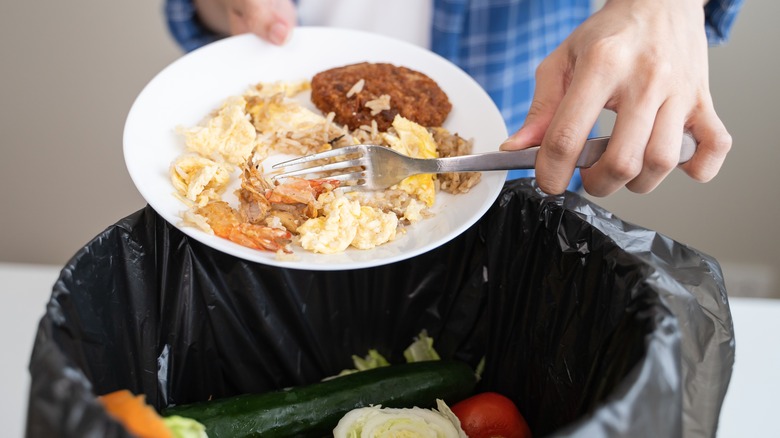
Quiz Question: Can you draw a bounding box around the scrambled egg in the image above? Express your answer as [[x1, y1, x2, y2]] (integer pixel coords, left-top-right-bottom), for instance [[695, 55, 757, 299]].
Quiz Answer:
[[172, 80, 451, 257], [352, 206, 398, 250], [298, 191, 398, 254], [402, 199, 427, 224], [170, 154, 232, 207], [382, 115, 438, 207], [179, 96, 257, 165], [250, 79, 311, 98], [248, 98, 329, 135]]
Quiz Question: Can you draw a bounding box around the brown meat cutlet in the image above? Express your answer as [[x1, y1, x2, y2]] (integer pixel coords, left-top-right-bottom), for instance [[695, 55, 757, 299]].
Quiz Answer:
[[310, 62, 451, 131]]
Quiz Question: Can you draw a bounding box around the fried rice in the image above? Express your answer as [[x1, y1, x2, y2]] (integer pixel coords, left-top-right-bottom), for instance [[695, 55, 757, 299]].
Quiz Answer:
[[170, 69, 481, 257]]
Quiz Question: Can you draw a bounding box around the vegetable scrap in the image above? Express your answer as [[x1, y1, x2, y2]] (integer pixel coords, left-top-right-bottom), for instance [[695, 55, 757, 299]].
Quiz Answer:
[[333, 399, 467, 438], [98, 389, 206, 438]]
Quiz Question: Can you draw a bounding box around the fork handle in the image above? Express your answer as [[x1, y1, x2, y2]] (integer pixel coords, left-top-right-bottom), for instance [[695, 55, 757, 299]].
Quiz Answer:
[[418, 133, 696, 173]]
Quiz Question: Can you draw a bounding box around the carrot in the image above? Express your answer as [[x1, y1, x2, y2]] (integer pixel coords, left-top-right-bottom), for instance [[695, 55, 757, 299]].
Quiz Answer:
[[99, 390, 174, 438]]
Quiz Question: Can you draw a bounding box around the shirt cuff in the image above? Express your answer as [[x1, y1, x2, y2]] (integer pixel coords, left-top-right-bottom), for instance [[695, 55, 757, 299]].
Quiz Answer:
[[704, 0, 744, 45]]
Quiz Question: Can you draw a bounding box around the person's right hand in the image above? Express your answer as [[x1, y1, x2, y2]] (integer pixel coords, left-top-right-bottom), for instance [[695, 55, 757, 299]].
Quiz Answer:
[[499, 0, 731, 197], [194, 0, 297, 45]]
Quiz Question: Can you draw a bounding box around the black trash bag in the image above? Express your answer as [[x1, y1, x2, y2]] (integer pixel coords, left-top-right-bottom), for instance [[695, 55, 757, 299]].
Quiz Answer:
[[26, 179, 734, 438]]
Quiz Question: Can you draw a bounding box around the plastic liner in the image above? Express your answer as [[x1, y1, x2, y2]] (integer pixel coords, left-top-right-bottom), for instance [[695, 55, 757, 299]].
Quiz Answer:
[[26, 179, 734, 437]]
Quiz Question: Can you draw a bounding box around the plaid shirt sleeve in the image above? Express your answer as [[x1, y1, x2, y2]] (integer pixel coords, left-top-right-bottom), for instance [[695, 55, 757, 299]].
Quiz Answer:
[[431, 0, 592, 185], [164, 0, 223, 53], [705, 0, 744, 45]]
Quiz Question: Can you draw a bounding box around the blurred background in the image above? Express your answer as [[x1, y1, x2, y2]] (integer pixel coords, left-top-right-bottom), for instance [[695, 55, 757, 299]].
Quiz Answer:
[[1, 2, 777, 298]]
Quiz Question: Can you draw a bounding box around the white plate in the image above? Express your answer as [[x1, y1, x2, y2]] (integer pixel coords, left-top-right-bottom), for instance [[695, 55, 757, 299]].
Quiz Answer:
[[123, 28, 507, 271]]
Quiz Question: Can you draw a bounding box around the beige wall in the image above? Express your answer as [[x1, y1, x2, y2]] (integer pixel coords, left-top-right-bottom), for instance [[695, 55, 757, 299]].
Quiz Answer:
[[1, 2, 179, 263], [1, 2, 777, 297]]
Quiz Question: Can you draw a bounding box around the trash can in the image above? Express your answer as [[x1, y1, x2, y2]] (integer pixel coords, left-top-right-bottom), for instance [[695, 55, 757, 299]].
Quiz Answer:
[[25, 179, 734, 437]]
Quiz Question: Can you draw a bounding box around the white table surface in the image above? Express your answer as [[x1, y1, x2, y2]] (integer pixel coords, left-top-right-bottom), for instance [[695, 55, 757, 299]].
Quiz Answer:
[[2, 262, 778, 437]]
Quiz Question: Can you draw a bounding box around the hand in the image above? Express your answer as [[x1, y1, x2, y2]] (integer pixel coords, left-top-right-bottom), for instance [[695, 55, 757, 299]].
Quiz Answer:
[[194, 0, 297, 45], [499, 0, 732, 196]]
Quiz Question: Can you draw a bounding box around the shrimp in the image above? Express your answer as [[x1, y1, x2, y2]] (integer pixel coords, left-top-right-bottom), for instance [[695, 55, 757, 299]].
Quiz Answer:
[[238, 154, 337, 226], [238, 157, 273, 223], [202, 156, 340, 252], [196, 201, 239, 237], [228, 223, 292, 253], [264, 177, 341, 226], [196, 201, 292, 253], [265, 177, 339, 205], [238, 186, 271, 224]]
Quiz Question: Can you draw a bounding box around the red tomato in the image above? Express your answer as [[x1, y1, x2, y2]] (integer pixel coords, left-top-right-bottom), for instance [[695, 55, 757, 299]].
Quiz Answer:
[[451, 392, 532, 438]]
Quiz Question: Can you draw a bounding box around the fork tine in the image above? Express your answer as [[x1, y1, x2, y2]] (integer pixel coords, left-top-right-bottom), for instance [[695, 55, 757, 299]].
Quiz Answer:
[[326, 170, 366, 184], [272, 157, 368, 179], [271, 145, 366, 169], [317, 170, 370, 193], [338, 184, 370, 193]]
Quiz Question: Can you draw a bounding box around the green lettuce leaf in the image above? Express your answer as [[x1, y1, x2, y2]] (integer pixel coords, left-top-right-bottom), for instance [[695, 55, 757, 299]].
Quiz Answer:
[[403, 330, 441, 363], [333, 400, 466, 438], [163, 415, 208, 438]]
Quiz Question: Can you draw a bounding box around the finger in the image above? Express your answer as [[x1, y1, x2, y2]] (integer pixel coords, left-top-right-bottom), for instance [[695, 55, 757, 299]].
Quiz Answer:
[[227, 8, 251, 35], [228, 0, 296, 45], [267, 0, 297, 44], [681, 100, 732, 182], [499, 53, 567, 151], [624, 99, 686, 193], [580, 92, 661, 196], [534, 64, 611, 195]]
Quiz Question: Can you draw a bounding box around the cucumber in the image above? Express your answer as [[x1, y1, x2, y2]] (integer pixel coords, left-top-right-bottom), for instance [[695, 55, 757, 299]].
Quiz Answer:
[[164, 360, 476, 437]]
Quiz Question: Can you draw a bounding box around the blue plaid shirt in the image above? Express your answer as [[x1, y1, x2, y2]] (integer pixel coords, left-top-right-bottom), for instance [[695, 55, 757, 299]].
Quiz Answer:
[[165, 0, 742, 190]]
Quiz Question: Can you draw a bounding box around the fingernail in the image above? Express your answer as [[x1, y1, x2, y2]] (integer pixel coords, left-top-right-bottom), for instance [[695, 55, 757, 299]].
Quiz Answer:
[[269, 22, 289, 45]]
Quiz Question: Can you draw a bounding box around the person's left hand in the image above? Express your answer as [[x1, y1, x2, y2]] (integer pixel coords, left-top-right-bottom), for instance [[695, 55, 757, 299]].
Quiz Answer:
[[193, 0, 297, 45], [500, 0, 732, 196]]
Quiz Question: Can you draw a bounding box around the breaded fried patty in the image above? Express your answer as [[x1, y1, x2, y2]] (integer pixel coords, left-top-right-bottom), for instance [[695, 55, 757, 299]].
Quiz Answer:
[[311, 62, 451, 131]]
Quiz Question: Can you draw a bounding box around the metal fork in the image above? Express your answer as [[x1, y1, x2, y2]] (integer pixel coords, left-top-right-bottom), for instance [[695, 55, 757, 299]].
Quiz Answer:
[[272, 133, 697, 191]]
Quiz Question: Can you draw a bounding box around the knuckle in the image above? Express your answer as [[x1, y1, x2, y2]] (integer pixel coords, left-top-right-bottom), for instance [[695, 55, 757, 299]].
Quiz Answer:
[[709, 130, 733, 155], [526, 99, 550, 121], [546, 126, 582, 159], [603, 155, 642, 181], [650, 56, 675, 83], [582, 37, 626, 74], [643, 150, 678, 174], [535, 57, 556, 79], [639, 60, 675, 94], [535, 175, 567, 196], [581, 181, 612, 198], [584, 36, 621, 59], [684, 130, 731, 182]]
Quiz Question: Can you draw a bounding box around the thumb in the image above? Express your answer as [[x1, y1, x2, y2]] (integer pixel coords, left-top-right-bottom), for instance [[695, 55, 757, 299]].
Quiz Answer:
[[500, 57, 565, 151]]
